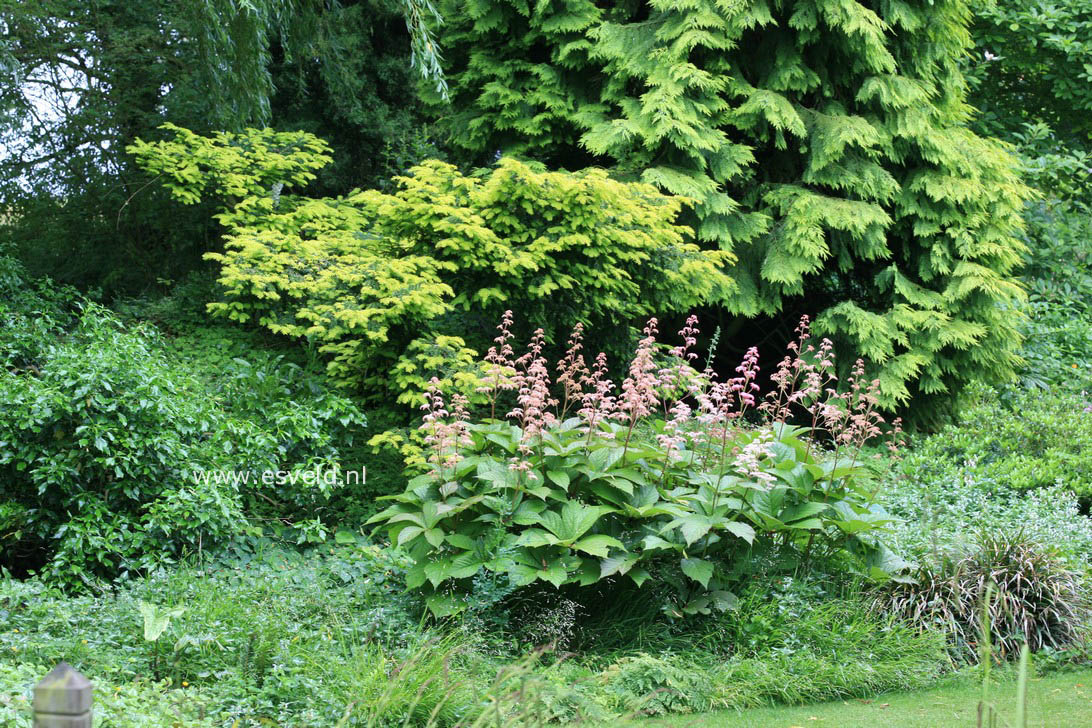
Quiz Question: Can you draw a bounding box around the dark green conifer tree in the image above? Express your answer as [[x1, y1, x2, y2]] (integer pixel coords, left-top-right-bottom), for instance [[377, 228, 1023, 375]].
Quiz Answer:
[[430, 0, 1032, 422]]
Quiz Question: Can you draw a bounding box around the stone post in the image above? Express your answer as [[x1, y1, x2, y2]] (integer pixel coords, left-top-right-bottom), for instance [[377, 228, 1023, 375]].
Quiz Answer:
[[33, 663, 92, 728]]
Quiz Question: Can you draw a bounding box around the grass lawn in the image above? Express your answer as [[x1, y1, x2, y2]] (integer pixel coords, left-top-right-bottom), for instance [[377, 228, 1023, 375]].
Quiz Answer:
[[622, 669, 1092, 727]]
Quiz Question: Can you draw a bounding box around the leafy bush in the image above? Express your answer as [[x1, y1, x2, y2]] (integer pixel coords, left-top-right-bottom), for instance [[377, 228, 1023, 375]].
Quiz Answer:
[[130, 125, 735, 409], [371, 314, 905, 618], [886, 386, 1092, 502], [430, 0, 1033, 422], [965, 4, 1092, 211], [0, 254, 79, 372], [875, 532, 1092, 662], [0, 305, 244, 583], [879, 183, 1092, 599], [887, 470, 1092, 568], [880, 381, 1092, 580], [1017, 201, 1092, 392], [0, 269, 367, 585], [126, 276, 404, 511], [1003, 124, 1092, 207], [967, 1, 1092, 153]]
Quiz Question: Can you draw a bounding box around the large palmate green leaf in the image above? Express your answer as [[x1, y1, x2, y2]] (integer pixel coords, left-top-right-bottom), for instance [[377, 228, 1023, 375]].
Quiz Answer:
[[508, 550, 569, 587], [723, 521, 755, 544], [537, 501, 615, 545], [571, 534, 624, 558], [666, 513, 716, 545], [680, 558, 714, 588]]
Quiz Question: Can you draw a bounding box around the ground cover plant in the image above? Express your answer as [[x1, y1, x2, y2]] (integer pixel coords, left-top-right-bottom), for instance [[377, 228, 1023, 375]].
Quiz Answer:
[[0, 546, 949, 727], [0, 544, 484, 727]]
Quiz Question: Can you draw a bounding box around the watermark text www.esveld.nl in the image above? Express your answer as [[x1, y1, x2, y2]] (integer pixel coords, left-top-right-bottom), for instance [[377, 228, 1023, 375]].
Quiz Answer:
[[190, 465, 366, 487]]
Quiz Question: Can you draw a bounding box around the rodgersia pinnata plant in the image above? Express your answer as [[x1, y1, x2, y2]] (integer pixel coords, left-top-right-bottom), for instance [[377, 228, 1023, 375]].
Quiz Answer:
[[371, 313, 907, 618]]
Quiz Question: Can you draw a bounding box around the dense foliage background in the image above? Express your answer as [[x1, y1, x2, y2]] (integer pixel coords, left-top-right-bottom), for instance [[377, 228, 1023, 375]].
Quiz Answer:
[[2, 0, 1092, 725]]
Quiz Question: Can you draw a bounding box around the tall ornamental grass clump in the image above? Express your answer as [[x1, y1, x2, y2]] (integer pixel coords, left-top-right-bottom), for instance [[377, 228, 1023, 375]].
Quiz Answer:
[[875, 532, 1091, 663], [372, 313, 907, 618]]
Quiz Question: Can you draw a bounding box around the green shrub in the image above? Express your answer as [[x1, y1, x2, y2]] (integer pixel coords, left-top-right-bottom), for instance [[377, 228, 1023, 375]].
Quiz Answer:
[[880, 194, 1092, 581], [967, 1, 1092, 154], [0, 275, 367, 585], [1017, 201, 1092, 392], [149, 309, 391, 512], [371, 314, 906, 618], [875, 532, 1092, 663], [430, 0, 1033, 423], [0, 255, 79, 372], [889, 386, 1092, 501], [1003, 124, 1092, 208], [880, 383, 1092, 572], [0, 305, 244, 583], [0, 502, 30, 566], [130, 125, 735, 408], [887, 472, 1092, 568]]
